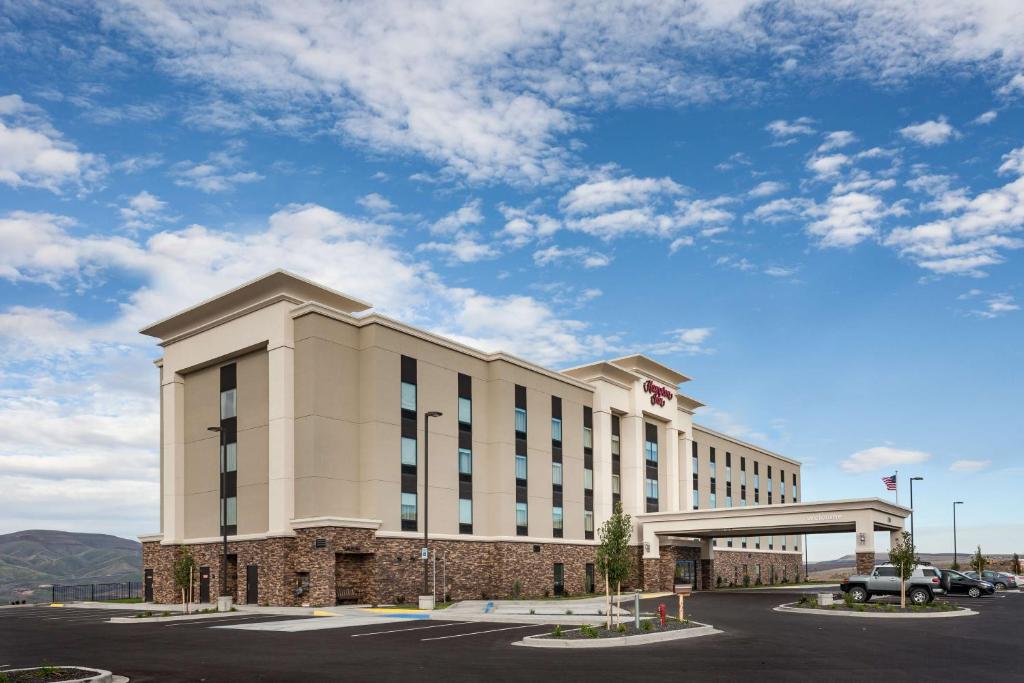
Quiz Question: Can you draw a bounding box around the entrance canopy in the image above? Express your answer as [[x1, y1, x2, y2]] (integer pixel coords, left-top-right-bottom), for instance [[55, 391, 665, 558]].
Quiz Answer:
[[638, 498, 909, 559]]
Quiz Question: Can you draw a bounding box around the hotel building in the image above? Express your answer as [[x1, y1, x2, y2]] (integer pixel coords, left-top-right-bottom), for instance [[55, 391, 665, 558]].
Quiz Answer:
[[139, 271, 907, 606]]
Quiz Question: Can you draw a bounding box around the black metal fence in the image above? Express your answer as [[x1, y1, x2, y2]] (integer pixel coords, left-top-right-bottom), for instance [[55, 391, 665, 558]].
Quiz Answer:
[[51, 581, 142, 603]]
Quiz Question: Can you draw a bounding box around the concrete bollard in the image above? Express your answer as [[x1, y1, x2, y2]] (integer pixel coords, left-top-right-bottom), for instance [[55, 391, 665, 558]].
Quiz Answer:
[[817, 593, 834, 606]]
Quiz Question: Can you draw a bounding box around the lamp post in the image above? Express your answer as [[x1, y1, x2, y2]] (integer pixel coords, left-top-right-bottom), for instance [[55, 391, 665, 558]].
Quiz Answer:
[[909, 476, 923, 546], [207, 426, 229, 601], [423, 411, 442, 597], [953, 501, 964, 568]]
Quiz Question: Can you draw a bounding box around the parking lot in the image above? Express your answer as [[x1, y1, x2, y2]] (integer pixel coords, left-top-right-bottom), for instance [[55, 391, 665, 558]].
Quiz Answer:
[[1, 591, 1021, 682]]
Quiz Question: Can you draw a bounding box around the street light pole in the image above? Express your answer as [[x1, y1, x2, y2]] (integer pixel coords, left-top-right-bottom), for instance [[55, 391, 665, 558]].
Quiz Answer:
[[207, 426, 228, 599], [909, 476, 923, 547], [953, 501, 964, 568], [423, 411, 442, 597]]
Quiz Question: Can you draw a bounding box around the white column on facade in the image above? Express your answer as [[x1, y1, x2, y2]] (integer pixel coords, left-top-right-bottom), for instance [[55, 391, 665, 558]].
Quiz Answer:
[[267, 342, 296, 536], [620, 415, 645, 519], [680, 431, 694, 511], [161, 371, 185, 543], [665, 426, 679, 511], [592, 409, 613, 525]]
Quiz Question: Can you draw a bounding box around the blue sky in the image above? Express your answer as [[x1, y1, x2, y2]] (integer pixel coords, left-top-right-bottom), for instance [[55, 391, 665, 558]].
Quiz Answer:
[[1, 1, 1021, 560]]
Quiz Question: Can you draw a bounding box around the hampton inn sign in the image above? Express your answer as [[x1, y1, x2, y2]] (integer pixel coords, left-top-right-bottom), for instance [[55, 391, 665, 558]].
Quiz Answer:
[[643, 379, 674, 406]]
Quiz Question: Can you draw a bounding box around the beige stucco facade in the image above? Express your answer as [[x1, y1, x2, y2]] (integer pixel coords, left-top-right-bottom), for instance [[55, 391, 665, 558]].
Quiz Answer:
[[138, 270, 908, 604]]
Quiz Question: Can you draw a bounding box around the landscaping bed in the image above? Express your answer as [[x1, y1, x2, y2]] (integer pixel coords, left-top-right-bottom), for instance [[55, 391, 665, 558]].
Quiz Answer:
[[0, 666, 104, 682], [537, 618, 700, 640], [791, 595, 961, 614]]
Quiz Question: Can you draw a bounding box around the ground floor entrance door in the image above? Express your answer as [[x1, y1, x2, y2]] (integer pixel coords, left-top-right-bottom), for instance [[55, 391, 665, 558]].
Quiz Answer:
[[199, 566, 210, 603], [246, 565, 258, 604], [674, 560, 696, 588], [144, 569, 153, 602]]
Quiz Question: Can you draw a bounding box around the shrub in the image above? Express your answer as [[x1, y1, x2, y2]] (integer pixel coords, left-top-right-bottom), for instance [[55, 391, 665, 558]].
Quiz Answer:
[[617, 623, 626, 633], [529, 608, 535, 615], [854, 604, 866, 612], [552, 625, 563, 638], [580, 624, 599, 638], [742, 574, 750, 587], [797, 595, 809, 606], [0, 671, 9, 683], [842, 592, 854, 608], [565, 609, 573, 615], [716, 575, 723, 587], [512, 580, 521, 599], [640, 619, 653, 632]]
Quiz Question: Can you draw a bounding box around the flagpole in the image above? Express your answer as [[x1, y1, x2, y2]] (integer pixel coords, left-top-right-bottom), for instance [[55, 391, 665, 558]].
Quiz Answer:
[[895, 470, 899, 506]]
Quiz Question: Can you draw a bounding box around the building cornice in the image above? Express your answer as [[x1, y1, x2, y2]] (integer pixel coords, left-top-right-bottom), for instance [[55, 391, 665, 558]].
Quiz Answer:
[[693, 422, 801, 467]]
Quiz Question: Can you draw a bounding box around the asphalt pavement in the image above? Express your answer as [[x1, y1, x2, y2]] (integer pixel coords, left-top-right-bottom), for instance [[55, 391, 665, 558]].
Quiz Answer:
[[1, 590, 1021, 682]]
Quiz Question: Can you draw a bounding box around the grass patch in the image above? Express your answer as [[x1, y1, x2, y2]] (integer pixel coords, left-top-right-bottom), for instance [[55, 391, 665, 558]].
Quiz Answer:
[[101, 597, 143, 604]]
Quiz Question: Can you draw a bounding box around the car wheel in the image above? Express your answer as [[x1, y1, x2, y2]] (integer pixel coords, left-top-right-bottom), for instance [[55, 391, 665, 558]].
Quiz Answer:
[[995, 583, 1006, 591], [909, 588, 930, 605], [849, 586, 868, 603], [968, 586, 981, 598]]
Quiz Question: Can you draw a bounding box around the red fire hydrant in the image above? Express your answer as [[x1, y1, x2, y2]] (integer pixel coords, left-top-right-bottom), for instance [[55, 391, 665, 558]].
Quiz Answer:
[[658, 603, 666, 627]]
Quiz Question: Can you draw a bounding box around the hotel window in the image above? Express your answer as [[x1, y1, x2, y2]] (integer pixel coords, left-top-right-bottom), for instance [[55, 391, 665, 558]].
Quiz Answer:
[[710, 491, 717, 508], [611, 414, 621, 508], [781, 535, 787, 551], [767, 465, 773, 504], [726, 494, 732, 507], [552, 461, 563, 487], [515, 385, 528, 535], [755, 536, 761, 550], [741, 538, 747, 549], [691, 440, 698, 509], [739, 456, 746, 502], [692, 487, 698, 509], [793, 538, 799, 551], [583, 406, 594, 539], [400, 356, 418, 531], [516, 502, 528, 529], [725, 452, 732, 482], [780, 470, 786, 503], [551, 416, 562, 442], [792, 473, 798, 503], [401, 437, 417, 466], [219, 363, 237, 536], [754, 461, 760, 504], [553, 506, 564, 536], [645, 422, 659, 512], [645, 434, 658, 463], [515, 455, 528, 481], [768, 535, 774, 550], [515, 407, 527, 433], [458, 373, 473, 534], [401, 492, 417, 523], [709, 448, 717, 508], [646, 477, 659, 500]]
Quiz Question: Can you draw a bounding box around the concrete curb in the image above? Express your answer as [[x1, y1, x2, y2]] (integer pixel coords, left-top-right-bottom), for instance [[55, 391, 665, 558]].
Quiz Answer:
[[0, 666, 113, 682], [774, 603, 979, 619], [513, 621, 720, 648], [108, 611, 243, 623]]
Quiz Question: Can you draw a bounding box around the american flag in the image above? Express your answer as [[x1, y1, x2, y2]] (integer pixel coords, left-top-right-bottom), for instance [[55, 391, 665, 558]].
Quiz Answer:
[[881, 474, 897, 491]]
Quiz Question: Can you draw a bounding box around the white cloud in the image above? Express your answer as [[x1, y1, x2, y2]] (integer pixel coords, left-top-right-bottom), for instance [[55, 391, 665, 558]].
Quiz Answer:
[[807, 192, 904, 248], [949, 459, 992, 473], [998, 146, 1024, 176], [806, 153, 850, 178], [766, 116, 815, 143], [357, 192, 396, 213], [417, 232, 499, 264], [170, 143, 263, 193], [559, 176, 684, 215], [818, 130, 857, 152], [669, 236, 694, 252], [749, 181, 786, 198], [763, 265, 798, 277], [0, 94, 105, 193], [997, 73, 1024, 97], [884, 154, 1024, 276], [972, 293, 1019, 318], [972, 110, 998, 125], [899, 116, 958, 146], [645, 327, 715, 356], [431, 199, 484, 235], [498, 205, 560, 247], [840, 446, 931, 473], [532, 245, 611, 268], [119, 190, 171, 232]]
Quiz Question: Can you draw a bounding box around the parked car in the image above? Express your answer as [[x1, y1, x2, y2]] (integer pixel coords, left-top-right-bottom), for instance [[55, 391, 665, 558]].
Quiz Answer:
[[840, 564, 943, 604], [962, 570, 1017, 590], [941, 570, 996, 598]]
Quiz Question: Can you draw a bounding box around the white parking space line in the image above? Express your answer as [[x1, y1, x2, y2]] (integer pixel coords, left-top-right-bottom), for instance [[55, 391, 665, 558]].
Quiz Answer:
[[351, 622, 466, 637], [421, 624, 544, 641], [164, 615, 290, 628]]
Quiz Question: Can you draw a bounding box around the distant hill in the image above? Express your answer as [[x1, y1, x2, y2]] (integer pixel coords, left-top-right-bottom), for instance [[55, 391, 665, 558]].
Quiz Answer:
[[808, 552, 1020, 580], [0, 530, 141, 603]]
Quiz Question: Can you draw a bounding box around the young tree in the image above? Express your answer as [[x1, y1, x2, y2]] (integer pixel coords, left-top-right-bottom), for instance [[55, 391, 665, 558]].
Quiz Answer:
[[1013, 553, 1021, 575], [173, 547, 197, 614], [595, 502, 632, 629], [969, 546, 987, 575], [888, 531, 917, 609]]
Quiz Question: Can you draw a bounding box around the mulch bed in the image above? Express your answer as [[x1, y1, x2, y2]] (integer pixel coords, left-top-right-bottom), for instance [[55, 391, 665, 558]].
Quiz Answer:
[[537, 618, 700, 640], [2, 668, 98, 682], [792, 598, 961, 614]]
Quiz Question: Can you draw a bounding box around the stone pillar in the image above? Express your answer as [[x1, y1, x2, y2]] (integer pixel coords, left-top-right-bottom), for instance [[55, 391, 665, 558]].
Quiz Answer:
[[665, 426, 680, 511], [855, 515, 874, 573], [161, 369, 185, 543], [699, 538, 715, 590], [268, 343, 296, 536]]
